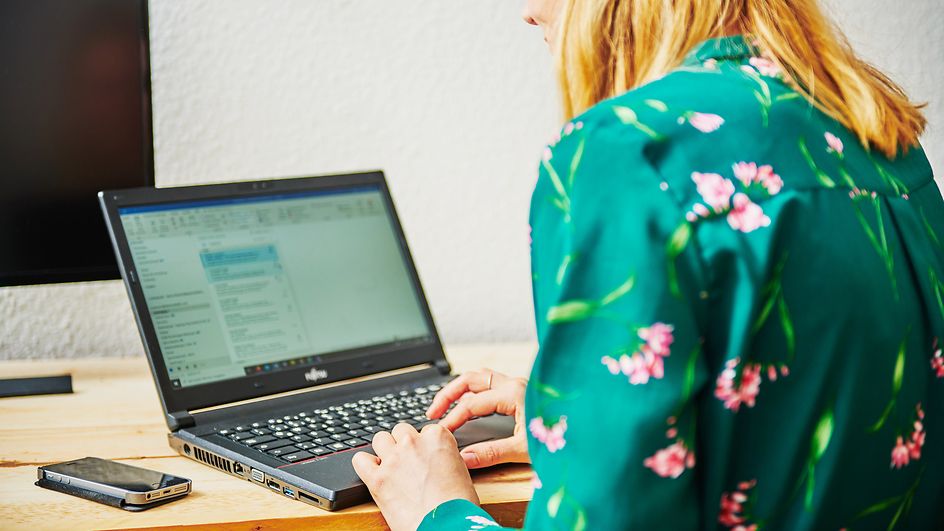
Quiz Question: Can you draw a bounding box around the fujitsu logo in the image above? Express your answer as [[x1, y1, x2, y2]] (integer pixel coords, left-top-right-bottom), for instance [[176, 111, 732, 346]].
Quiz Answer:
[[304, 367, 328, 383]]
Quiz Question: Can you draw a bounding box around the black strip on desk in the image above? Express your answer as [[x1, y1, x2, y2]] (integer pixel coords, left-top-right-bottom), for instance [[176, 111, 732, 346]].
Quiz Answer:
[[0, 375, 73, 398]]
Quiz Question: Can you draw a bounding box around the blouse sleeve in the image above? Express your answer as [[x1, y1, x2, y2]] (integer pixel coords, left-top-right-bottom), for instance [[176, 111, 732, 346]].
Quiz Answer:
[[420, 110, 711, 530]]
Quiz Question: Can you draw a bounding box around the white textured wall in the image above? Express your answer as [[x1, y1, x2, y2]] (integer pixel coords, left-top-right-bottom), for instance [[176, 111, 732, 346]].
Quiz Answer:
[[1, 0, 942, 359]]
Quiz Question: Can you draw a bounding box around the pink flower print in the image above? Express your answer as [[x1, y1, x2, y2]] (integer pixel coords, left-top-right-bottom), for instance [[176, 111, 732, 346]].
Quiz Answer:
[[932, 347, 944, 377], [719, 479, 758, 529], [530, 473, 542, 490], [544, 120, 585, 158], [732, 162, 758, 188], [601, 355, 620, 375], [908, 422, 926, 459], [891, 436, 910, 468], [686, 203, 711, 222], [643, 441, 695, 478], [715, 359, 764, 412], [825, 132, 844, 155], [731, 162, 783, 195], [603, 322, 674, 385], [891, 404, 927, 468], [638, 322, 674, 357], [692, 172, 735, 212], [767, 365, 778, 381], [749, 56, 781, 78], [738, 363, 762, 408], [727, 193, 771, 233], [688, 112, 725, 133], [529, 416, 567, 453], [620, 352, 664, 385], [756, 165, 783, 195], [719, 493, 746, 526]]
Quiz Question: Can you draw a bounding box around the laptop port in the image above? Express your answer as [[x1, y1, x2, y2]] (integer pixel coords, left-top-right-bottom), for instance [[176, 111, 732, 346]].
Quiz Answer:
[[233, 462, 244, 476], [267, 479, 281, 492], [250, 469, 265, 483], [283, 486, 296, 498], [298, 491, 322, 506]]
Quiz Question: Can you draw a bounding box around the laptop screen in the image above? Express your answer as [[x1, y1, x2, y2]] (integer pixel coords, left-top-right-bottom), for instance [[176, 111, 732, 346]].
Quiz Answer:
[[117, 185, 433, 389]]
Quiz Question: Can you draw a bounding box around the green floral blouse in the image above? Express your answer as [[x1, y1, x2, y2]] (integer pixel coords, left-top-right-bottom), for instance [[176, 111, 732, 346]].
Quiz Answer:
[[419, 36, 943, 530]]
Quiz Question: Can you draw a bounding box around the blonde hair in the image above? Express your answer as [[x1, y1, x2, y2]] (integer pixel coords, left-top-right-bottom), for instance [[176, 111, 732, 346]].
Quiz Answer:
[[556, 0, 926, 157]]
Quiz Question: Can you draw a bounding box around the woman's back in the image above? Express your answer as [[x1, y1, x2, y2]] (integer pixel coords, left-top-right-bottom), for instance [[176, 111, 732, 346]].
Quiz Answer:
[[510, 36, 943, 530]]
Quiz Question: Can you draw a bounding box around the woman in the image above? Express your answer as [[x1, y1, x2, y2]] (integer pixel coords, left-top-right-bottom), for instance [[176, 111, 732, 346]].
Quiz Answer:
[[352, 0, 943, 529]]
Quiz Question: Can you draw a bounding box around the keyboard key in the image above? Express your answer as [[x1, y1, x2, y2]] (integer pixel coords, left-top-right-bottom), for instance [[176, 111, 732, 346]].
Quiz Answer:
[[345, 438, 368, 448], [310, 446, 333, 456], [218, 429, 232, 436], [328, 442, 348, 451], [296, 442, 316, 450], [330, 433, 353, 441], [291, 434, 311, 443], [282, 451, 314, 463], [256, 439, 294, 451], [244, 435, 275, 446], [272, 431, 292, 438], [311, 437, 334, 446], [364, 425, 382, 433], [347, 429, 367, 438], [250, 428, 271, 436], [234, 425, 251, 432], [268, 445, 299, 457], [230, 432, 255, 441], [251, 422, 267, 428]]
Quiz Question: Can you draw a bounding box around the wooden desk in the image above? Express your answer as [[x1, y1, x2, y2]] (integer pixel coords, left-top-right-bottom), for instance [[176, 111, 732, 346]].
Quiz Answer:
[[0, 343, 537, 530]]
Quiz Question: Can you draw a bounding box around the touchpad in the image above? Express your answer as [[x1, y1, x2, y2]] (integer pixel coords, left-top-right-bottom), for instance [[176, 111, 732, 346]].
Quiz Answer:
[[454, 414, 516, 448]]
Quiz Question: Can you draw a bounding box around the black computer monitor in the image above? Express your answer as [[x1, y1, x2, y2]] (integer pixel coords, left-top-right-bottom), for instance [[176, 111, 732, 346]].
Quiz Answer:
[[0, 0, 154, 286]]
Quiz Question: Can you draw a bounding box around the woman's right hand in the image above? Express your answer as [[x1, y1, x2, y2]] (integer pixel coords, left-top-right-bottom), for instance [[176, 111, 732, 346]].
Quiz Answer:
[[425, 369, 530, 469]]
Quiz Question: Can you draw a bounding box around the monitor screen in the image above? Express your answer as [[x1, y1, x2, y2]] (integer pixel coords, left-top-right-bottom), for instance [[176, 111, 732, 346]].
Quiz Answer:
[[0, 0, 153, 286], [117, 186, 433, 388]]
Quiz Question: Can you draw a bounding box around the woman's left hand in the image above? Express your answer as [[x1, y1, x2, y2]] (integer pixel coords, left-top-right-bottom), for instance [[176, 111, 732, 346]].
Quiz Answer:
[[352, 422, 480, 531]]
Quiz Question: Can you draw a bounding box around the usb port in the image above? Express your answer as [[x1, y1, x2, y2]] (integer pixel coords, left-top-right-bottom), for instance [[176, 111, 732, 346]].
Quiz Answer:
[[283, 486, 295, 498]]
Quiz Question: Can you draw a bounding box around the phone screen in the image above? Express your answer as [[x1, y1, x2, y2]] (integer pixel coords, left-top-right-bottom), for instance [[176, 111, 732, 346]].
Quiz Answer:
[[45, 457, 189, 493]]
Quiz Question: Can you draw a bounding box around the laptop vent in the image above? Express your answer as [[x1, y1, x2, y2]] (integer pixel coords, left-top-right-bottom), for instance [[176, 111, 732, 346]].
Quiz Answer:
[[193, 447, 232, 474]]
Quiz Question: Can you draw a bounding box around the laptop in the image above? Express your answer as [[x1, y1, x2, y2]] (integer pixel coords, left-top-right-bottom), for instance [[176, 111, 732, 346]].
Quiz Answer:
[[98, 171, 515, 510]]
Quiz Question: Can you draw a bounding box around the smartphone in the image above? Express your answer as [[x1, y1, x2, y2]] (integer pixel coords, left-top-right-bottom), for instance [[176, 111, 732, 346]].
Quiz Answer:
[[38, 457, 191, 505]]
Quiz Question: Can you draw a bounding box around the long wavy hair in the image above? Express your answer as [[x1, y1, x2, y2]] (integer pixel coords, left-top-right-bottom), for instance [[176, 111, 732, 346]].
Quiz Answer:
[[555, 0, 926, 157]]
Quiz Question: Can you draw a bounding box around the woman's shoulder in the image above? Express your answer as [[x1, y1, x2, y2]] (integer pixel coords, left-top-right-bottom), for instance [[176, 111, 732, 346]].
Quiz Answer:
[[571, 60, 798, 151]]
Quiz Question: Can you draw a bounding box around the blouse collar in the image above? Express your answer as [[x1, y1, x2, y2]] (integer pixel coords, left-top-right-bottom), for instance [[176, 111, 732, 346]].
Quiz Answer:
[[682, 35, 757, 67]]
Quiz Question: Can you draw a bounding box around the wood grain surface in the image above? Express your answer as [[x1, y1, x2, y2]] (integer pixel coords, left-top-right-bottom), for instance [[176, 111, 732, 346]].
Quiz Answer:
[[0, 343, 537, 530]]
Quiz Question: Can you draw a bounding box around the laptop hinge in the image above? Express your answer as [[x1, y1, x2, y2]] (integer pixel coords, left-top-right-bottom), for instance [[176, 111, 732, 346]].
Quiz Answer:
[[434, 359, 451, 375], [167, 411, 195, 432]]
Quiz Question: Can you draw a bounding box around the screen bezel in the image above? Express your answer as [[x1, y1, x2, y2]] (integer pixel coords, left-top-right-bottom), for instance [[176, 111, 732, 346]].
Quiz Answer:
[[0, 0, 155, 286], [99, 171, 447, 418]]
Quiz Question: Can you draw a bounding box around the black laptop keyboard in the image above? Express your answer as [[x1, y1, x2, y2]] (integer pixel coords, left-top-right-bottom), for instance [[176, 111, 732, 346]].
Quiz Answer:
[[217, 383, 445, 464]]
